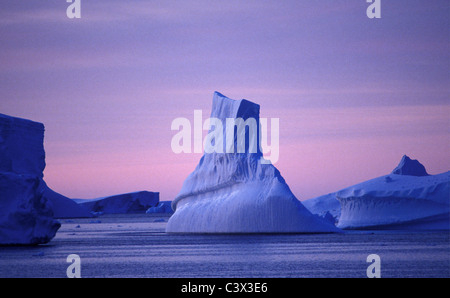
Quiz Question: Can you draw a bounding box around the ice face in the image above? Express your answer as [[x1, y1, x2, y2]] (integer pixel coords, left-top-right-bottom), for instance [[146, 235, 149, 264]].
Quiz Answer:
[[166, 92, 340, 233], [0, 114, 45, 178], [0, 114, 60, 245], [391, 155, 429, 176], [0, 173, 60, 245], [41, 181, 93, 219]]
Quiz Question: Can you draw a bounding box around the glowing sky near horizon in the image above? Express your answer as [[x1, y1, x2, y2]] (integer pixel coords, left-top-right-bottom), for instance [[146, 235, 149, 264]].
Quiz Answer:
[[1, 0, 449, 201]]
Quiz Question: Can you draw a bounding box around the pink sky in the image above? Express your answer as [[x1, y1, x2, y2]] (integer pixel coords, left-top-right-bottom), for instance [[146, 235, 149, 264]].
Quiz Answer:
[[1, 1, 449, 201]]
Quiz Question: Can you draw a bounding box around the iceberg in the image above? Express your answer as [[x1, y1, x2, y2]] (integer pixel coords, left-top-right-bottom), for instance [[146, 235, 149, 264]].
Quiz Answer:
[[166, 92, 340, 233], [336, 156, 449, 230], [146, 201, 173, 214], [391, 155, 429, 176], [302, 193, 341, 224], [76, 191, 159, 214], [41, 181, 92, 218], [0, 114, 60, 245]]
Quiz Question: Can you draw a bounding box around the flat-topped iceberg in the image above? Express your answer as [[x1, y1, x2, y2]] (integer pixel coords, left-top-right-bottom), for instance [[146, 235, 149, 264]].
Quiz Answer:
[[0, 113, 60, 245], [336, 156, 449, 230], [166, 92, 339, 233], [303, 155, 449, 230], [76, 191, 159, 215]]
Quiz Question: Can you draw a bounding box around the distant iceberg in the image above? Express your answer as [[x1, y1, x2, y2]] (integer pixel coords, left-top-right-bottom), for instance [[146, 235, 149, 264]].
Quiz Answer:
[[76, 191, 159, 215], [146, 201, 173, 214], [0, 114, 60, 245], [304, 155, 450, 230], [166, 92, 339, 233], [337, 163, 449, 230], [391, 155, 429, 176]]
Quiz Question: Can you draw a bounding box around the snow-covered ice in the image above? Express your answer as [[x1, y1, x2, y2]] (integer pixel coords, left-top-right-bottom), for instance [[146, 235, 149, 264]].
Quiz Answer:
[[303, 156, 449, 230], [0, 114, 60, 245], [76, 191, 159, 214], [166, 92, 340, 233], [336, 155, 449, 230], [337, 169, 449, 230], [303, 155, 449, 230], [302, 193, 341, 224]]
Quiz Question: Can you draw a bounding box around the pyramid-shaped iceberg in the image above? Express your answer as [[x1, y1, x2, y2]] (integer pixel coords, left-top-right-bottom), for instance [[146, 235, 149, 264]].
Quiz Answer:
[[166, 92, 339, 233]]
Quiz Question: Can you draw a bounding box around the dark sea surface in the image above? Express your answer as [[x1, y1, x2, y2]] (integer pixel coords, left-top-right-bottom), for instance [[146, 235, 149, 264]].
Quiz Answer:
[[0, 214, 449, 278]]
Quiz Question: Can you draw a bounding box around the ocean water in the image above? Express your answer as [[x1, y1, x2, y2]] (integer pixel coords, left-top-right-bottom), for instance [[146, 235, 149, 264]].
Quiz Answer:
[[0, 214, 449, 278]]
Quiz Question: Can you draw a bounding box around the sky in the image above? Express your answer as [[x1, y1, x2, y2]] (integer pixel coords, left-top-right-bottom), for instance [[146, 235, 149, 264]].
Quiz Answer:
[[0, 0, 449, 201]]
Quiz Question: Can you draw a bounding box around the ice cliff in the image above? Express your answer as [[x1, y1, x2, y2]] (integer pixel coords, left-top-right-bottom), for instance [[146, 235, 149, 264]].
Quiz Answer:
[[165, 92, 339, 233], [42, 181, 92, 218], [0, 114, 60, 245]]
